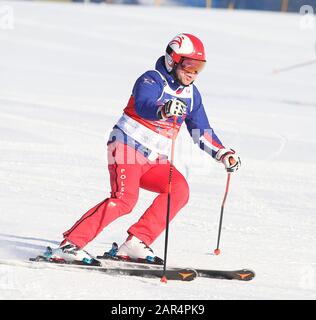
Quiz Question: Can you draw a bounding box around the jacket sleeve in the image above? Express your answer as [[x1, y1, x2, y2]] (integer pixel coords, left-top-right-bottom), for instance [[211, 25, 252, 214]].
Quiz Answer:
[[132, 71, 165, 121], [185, 86, 225, 158]]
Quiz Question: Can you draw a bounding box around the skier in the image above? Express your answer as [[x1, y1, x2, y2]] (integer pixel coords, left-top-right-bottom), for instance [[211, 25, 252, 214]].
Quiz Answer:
[[45, 33, 241, 265]]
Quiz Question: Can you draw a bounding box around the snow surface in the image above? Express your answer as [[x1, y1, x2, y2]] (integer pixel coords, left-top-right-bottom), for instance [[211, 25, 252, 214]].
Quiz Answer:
[[0, 0, 316, 300]]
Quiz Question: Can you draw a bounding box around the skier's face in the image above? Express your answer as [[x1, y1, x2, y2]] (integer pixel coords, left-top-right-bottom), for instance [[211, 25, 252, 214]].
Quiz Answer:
[[175, 58, 205, 86], [175, 65, 198, 86]]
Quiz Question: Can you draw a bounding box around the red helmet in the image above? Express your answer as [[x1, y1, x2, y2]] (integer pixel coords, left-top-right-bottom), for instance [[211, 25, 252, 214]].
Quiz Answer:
[[165, 33, 206, 73]]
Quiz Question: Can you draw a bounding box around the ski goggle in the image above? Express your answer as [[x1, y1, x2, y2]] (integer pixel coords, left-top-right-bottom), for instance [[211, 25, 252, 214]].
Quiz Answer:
[[179, 58, 206, 74]]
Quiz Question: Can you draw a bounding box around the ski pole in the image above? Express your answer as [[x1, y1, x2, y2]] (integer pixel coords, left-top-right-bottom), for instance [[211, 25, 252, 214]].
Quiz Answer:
[[161, 117, 177, 283], [214, 172, 231, 255]]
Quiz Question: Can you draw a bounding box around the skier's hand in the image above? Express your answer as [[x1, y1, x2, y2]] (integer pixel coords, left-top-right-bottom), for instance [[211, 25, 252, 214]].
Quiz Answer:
[[157, 98, 187, 120], [215, 148, 241, 172]]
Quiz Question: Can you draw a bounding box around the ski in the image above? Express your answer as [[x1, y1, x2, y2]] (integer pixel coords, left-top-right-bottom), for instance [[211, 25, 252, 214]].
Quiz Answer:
[[27, 256, 197, 281], [102, 260, 255, 281], [0, 257, 254, 281], [98, 266, 197, 281], [31, 255, 254, 281], [196, 268, 255, 281], [97, 243, 255, 281]]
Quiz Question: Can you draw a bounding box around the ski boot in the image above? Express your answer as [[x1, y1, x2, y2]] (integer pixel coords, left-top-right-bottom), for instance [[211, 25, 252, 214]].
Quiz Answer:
[[43, 241, 101, 266]]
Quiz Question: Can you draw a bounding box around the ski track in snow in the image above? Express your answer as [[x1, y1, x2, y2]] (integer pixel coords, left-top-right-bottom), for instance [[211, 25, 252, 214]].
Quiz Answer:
[[0, 1, 316, 299]]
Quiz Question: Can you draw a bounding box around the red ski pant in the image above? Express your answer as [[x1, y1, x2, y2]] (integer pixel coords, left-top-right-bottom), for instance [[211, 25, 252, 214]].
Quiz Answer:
[[63, 142, 189, 248]]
